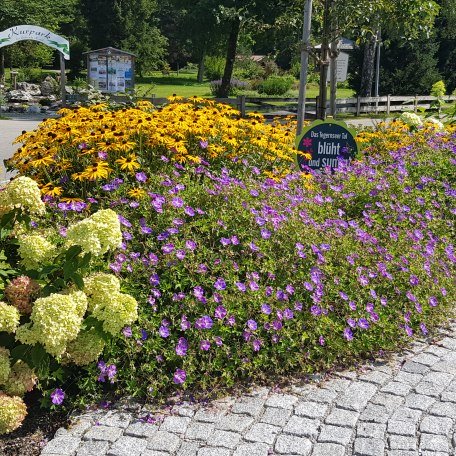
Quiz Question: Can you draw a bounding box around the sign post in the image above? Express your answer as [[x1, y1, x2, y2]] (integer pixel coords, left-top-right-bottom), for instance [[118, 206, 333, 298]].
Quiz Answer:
[[296, 119, 358, 171]]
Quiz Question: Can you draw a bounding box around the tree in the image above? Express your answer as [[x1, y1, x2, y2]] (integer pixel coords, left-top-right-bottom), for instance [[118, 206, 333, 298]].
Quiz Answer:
[[331, 0, 440, 96], [80, 0, 167, 76]]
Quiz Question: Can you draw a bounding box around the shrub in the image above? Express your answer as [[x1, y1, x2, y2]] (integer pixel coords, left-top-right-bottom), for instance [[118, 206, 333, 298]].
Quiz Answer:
[[430, 80, 446, 98], [258, 75, 295, 95], [234, 56, 264, 80], [204, 56, 226, 81], [210, 79, 248, 96], [0, 177, 138, 434]]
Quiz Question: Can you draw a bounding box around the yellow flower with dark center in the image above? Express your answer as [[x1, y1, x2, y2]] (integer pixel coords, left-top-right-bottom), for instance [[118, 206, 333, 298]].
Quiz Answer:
[[81, 162, 112, 180], [41, 183, 63, 197], [127, 188, 147, 199], [115, 154, 141, 172]]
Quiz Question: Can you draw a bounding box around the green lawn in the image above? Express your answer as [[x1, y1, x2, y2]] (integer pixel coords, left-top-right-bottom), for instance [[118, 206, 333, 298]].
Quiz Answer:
[[135, 71, 355, 100]]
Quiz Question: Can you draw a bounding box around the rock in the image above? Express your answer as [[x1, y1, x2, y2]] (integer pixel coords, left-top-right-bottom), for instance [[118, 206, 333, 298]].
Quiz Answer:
[[27, 105, 41, 114], [40, 76, 58, 96], [17, 82, 41, 96], [6, 90, 34, 103]]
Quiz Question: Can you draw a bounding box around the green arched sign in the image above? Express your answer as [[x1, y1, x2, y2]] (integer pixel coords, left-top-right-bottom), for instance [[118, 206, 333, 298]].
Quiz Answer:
[[0, 25, 69, 59]]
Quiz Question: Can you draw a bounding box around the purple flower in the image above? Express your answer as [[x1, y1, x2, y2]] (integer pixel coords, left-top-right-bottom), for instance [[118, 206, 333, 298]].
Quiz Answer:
[[249, 281, 259, 292], [410, 275, 419, 286], [159, 325, 170, 338], [186, 240, 197, 251], [176, 249, 186, 260], [171, 197, 184, 208], [176, 337, 188, 356], [231, 235, 240, 245], [227, 315, 236, 326], [220, 237, 231, 247], [247, 319, 258, 331], [319, 336, 325, 346], [122, 327, 133, 337], [135, 172, 148, 182], [149, 274, 160, 287], [252, 339, 262, 352], [181, 315, 191, 331], [261, 304, 272, 315], [118, 215, 132, 228], [405, 325, 414, 337], [199, 140, 208, 149], [347, 318, 356, 328], [184, 206, 195, 217], [98, 150, 108, 160], [214, 277, 227, 291], [429, 296, 438, 307], [173, 369, 187, 384], [195, 315, 213, 330], [200, 340, 211, 351], [358, 318, 370, 330], [162, 243, 175, 254], [311, 305, 322, 316], [140, 329, 148, 340], [283, 308, 294, 320], [235, 282, 247, 292], [215, 305, 227, 320], [420, 323, 428, 335], [193, 286, 205, 300], [343, 328, 353, 341], [50, 388, 65, 405]]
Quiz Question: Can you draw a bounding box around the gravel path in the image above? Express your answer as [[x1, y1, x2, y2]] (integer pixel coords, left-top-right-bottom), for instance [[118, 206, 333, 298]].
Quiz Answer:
[[41, 320, 456, 456]]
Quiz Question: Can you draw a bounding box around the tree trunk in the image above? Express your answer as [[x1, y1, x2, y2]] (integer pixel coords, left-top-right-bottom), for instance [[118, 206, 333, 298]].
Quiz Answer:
[[218, 17, 241, 98], [359, 34, 377, 97], [197, 43, 207, 83]]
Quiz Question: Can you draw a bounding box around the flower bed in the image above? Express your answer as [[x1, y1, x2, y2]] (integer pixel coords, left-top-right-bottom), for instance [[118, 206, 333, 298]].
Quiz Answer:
[[2, 101, 455, 427]]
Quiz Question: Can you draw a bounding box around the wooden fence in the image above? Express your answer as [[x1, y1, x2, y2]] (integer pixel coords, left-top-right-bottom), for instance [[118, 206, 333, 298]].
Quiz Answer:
[[72, 93, 456, 118]]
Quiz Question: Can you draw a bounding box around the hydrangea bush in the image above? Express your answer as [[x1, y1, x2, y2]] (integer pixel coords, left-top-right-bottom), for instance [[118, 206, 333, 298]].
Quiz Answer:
[[4, 102, 456, 421], [0, 177, 138, 434]]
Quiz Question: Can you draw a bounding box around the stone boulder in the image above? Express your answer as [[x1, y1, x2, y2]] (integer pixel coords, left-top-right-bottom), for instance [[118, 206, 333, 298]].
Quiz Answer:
[[6, 90, 34, 103], [17, 82, 41, 96], [40, 76, 59, 96]]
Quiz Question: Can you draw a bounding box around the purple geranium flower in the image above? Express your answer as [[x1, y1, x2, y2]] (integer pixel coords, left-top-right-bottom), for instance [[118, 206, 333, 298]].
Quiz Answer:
[[215, 305, 227, 320], [135, 172, 148, 182], [214, 277, 227, 291], [195, 315, 213, 330], [50, 388, 65, 405], [358, 318, 370, 330], [176, 337, 188, 356], [200, 340, 211, 351], [246, 319, 258, 331], [173, 369, 187, 384], [343, 328, 353, 341], [159, 325, 170, 338]]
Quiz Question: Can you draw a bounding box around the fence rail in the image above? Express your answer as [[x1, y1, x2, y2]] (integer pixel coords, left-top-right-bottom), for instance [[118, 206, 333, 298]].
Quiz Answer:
[[69, 93, 456, 118]]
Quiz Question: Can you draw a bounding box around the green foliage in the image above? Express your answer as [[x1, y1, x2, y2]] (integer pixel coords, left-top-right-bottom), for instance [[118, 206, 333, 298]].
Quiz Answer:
[[431, 80, 446, 97], [233, 56, 264, 80], [204, 56, 226, 81], [258, 75, 294, 95]]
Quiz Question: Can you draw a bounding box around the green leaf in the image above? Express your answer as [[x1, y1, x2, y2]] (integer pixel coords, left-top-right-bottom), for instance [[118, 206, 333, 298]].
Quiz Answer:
[[71, 272, 84, 290], [31, 345, 50, 378], [10, 344, 32, 363], [65, 245, 83, 261]]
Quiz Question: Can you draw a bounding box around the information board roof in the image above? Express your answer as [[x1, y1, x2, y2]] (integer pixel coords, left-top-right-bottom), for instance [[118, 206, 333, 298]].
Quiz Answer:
[[83, 47, 136, 57]]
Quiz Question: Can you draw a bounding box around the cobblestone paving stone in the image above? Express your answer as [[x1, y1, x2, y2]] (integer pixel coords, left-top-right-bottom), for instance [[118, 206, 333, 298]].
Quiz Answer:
[[41, 321, 456, 455]]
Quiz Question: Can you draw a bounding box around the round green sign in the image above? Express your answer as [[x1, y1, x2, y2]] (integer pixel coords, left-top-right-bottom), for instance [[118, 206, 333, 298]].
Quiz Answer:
[[296, 119, 358, 171]]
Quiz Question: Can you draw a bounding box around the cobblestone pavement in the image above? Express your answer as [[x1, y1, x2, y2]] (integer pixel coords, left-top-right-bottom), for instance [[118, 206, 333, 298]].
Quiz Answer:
[[41, 320, 456, 456]]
